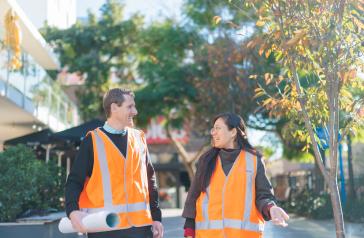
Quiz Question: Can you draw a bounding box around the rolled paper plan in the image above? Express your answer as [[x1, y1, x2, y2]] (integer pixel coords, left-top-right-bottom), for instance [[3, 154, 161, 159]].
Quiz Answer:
[[58, 211, 120, 233]]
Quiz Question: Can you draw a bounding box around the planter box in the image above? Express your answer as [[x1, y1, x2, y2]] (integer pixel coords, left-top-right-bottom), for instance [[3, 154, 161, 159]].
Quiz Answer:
[[0, 212, 85, 238]]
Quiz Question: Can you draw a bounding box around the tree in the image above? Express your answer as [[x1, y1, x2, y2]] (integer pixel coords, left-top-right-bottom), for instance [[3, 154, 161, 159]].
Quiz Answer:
[[191, 36, 277, 130], [185, 0, 315, 159], [134, 18, 283, 181], [238, 0, 364, 237], [42, 0, 141, 120], [135, 21, 203, 180], [183, 0, 259, 33]]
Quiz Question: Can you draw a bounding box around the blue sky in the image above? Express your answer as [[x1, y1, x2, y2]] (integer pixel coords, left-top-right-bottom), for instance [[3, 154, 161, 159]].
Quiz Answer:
[[77, 0, 183, 21]]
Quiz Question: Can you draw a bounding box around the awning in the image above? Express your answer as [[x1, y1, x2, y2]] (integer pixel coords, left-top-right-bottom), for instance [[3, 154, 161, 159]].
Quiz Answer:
[[52, 119, 104, 142], [4, 119, 104, 146], [4, 128, 53, 146]]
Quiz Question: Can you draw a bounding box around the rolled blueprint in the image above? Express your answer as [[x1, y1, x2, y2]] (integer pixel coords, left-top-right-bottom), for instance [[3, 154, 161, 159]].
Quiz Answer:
[[58, 211, 120, 233]]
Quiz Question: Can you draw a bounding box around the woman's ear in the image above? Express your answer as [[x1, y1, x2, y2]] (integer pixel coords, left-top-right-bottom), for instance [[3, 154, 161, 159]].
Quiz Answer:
[[232, 128, 238, 139]]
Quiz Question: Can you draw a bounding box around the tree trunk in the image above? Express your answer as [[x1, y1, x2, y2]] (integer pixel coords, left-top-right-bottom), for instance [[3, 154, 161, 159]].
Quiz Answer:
[[167, 136, 195, 181], [165, 126, 204, 182], [289, 61, 345, 238], [328, 179, 346, 238]]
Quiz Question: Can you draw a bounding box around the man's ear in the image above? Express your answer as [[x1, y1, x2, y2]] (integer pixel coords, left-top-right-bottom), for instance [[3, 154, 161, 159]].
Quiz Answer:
[[110, 103, 117, 113]]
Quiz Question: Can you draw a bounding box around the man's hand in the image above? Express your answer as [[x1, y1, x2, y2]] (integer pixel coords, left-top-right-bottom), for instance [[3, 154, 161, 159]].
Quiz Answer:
[[152, 221, 164, 238], [269, 206, 289, 227], [69, 210, 88, 233]]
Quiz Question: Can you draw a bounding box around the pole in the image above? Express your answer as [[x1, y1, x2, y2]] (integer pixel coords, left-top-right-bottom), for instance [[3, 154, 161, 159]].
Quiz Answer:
[[338, 143, 346, 205], [346, 135, 355, 200]]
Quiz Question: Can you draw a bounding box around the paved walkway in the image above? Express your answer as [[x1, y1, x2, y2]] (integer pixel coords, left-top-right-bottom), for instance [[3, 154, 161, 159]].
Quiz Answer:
[[162, 209, 364, 238]]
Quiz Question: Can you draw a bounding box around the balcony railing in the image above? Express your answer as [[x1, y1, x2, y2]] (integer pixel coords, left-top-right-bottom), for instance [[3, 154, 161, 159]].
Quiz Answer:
[[0, 48, 79, 131]]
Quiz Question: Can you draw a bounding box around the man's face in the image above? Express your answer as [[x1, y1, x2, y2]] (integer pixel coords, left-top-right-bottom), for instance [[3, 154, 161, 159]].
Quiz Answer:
[[111, 94, 138, 127]]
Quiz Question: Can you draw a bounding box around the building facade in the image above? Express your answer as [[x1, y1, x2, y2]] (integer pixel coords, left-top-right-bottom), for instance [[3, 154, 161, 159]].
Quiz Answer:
[[15, 0, 76, 29], [0, 0, 79, 149]]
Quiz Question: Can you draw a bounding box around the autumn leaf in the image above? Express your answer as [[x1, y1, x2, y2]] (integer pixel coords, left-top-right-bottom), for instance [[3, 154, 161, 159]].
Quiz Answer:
[[353, 17, 364, 30], [258, 44, 267, 56], [262, 97, 273, 107], [295, 101, 302, 111], [265, 49, 272, 58], [150, 55, 159, 64], [264, 73, 273, 84], [357, 2, 364, 12], [256, 20, 265, 27], [348, 69, 357, 79], [247, 40, 256, 48], [294, 29, 306, 37], [213, 16, 222, 25], [273, 30, 281, 39], [254, 87, 265, 98], [284, 37, 300, 48], [283, 29, 307, 49]]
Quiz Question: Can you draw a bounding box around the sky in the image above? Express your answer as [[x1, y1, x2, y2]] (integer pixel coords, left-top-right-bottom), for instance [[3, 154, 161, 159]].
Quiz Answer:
[[77, 0, 183, 22]]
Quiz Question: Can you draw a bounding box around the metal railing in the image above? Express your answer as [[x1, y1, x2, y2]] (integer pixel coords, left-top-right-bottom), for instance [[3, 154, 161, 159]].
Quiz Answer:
[[0, 48, 79, 131]]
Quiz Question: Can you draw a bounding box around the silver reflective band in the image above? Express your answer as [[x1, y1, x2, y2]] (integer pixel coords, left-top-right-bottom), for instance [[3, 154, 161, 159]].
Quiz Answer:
[[196, 219, 264, 232], [94, 130, 113, 205], [85, 202, 150, 214], [243, 152, 255, 222], [202, 187, 210, 222]]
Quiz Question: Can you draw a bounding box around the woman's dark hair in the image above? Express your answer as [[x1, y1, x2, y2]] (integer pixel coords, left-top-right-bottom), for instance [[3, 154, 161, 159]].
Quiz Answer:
[[195, 112, 261, 194]]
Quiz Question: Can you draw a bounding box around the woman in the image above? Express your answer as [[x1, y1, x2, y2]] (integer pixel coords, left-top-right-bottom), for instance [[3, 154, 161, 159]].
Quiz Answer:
[[182, 113, 289, 238]]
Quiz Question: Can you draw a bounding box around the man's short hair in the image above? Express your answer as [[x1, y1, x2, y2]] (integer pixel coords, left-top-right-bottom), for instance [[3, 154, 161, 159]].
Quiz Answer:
[[103, 88, 134, 118]]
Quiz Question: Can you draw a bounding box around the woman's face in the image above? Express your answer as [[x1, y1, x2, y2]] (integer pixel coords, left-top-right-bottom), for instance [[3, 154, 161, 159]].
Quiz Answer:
[[210, 117, 237, 149]]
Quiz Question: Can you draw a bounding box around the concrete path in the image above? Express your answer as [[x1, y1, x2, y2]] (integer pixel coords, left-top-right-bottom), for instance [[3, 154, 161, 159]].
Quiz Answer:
[[162, 209, 364, 238]]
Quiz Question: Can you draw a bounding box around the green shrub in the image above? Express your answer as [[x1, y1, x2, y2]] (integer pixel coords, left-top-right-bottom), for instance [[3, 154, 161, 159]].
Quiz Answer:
[[343, 199, 364, 222], [280, 188, 364, 222], [0, 145, 65, 221], [279, 189, 332, 219]]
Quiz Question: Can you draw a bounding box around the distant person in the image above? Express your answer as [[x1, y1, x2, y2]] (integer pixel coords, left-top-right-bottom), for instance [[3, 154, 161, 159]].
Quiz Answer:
[[183, 112, 289, 238], [65, 88, 164, 238]]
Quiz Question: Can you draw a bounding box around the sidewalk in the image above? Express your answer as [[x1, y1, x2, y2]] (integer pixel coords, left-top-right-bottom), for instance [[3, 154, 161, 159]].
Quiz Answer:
[[263, 215, 363, 238], [162, 209, 364, 238]]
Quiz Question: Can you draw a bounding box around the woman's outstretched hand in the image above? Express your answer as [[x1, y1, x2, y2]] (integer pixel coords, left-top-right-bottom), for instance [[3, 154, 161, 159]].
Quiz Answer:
[[270, 206, 289, 227]]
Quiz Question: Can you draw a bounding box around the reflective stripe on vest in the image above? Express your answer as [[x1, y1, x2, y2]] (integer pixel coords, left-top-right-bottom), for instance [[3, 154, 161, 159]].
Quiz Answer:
[[196, 219, 264, 232], [83, 202, 150, 214], [243, 152, 254, 222], [93, 130, 113, 206], [196, 151, 264, 233]]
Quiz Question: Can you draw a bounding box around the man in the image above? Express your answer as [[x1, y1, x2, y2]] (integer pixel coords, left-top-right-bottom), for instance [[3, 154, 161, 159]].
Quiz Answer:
[[65, 88, 164, 238]]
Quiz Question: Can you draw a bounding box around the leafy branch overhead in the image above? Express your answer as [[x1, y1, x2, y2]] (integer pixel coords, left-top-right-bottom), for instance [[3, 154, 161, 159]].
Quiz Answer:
[[245, 0, 364, 146]]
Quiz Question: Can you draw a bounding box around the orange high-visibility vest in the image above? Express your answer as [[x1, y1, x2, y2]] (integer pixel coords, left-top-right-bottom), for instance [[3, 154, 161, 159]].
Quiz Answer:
[[78, 127, 153, 230], [195, 150, 265, 238]]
